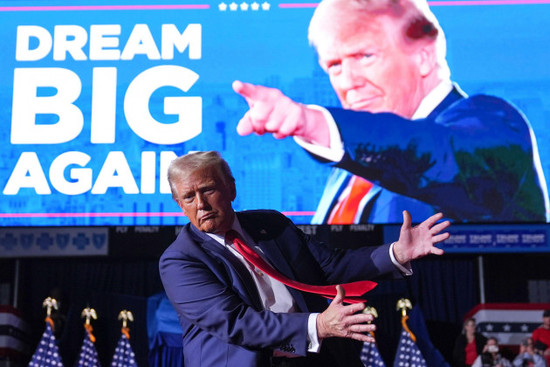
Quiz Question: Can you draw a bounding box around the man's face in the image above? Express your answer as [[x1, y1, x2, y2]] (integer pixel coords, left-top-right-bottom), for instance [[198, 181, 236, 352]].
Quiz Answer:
[[543, 315, 550, 329], [315, 12, 427, 118], [174, 165, 236, 234]]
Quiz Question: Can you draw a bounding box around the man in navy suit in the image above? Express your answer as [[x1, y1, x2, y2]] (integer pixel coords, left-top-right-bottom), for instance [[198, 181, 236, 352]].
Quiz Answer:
[[159, 151, 450, 366], [233, 0, 549, 224]]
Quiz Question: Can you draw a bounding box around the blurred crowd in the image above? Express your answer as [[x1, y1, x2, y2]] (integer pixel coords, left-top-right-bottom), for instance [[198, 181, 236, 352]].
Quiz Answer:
[[453, 310, 550, 367]]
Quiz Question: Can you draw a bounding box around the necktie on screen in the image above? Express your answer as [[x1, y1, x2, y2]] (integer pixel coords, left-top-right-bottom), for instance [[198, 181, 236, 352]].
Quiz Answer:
[[225, 230, 377, 303], [328, 175, 373, 225]]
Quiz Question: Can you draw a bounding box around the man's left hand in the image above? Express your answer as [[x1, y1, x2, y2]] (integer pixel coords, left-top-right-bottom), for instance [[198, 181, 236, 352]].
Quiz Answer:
[[393, 210, 450, 265]]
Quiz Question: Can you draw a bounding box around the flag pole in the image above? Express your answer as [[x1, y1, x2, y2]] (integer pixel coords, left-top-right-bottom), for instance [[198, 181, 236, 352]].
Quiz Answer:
[[111, 309, 138, 367], [76, 307, 100, 366], [118, 309, 134, 339], [81, 307, 98, 343], [28, 297, 65, 366], [396, 298, 415, 341], [359, 306, 385, 366], [477, 255, 486, 304], [362, 306, 378, 338]]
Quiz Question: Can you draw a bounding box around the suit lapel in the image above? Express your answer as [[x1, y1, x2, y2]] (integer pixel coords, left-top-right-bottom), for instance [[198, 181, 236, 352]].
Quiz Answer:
[[189, 225, 264, 310], [236, 214, 295, 278], [428, 84, 466, 119]]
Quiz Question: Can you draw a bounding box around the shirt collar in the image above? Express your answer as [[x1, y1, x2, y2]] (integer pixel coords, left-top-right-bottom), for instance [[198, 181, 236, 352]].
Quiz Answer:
[[205, 213, 243, 245], [412, 79, 454, 120]]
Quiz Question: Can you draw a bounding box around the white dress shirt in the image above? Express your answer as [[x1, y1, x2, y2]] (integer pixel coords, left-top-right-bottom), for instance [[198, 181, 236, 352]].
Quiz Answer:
[[206, 217, 321, 354]]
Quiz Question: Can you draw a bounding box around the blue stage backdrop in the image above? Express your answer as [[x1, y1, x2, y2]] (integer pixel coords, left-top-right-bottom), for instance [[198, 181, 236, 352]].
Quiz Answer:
[[1, 0, 549, 227]]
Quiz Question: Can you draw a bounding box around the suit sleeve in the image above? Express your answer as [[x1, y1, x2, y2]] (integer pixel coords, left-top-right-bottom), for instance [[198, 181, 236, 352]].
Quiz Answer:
[[306, 236, 402, 282], [262, 211, 403, 283], [325, 95, 547, 221], [159, 246, 310, 356]]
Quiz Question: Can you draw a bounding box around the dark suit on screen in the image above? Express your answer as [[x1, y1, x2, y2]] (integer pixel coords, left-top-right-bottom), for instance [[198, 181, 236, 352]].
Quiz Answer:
[[311, 86, 549, 224], [159, 210, 402, 367]]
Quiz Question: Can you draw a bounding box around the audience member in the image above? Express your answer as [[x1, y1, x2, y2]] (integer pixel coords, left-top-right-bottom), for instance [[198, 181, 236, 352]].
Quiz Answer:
[[453, 318, 488, 367], [472, 337, 512, 367], [513, 337, 547, 367], [532, 309, 550, 366]]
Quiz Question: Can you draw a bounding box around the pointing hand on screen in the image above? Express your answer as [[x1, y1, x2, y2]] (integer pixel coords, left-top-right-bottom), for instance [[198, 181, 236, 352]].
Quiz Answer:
[[232, 80, 330, 147]]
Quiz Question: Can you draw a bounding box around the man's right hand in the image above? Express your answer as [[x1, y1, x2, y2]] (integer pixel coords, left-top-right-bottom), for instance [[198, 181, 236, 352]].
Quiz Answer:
[[232, 80, 330, 147], [316, 285, 376, 343]]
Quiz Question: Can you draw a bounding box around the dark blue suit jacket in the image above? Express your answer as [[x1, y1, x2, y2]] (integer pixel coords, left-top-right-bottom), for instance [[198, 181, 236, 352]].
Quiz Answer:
[[159, 210, 401, 367], [312, 86, 549, 223]]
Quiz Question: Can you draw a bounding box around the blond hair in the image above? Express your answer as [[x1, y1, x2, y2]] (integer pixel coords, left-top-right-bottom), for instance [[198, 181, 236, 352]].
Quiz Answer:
[[167, 151, 235, 199], [308, 0, 450, 79]]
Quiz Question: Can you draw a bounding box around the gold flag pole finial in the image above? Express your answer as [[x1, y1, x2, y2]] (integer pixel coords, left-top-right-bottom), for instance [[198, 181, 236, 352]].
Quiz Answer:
[[396, 298, 412, 317], [81, 307, 97, 325], [362, 306, 378, 337], [42, 297, 59, 318], [118, 310, 134, 339], [81, 307, 98, 343], [396, 298, 416, 342], [42, 297, 59, 330]]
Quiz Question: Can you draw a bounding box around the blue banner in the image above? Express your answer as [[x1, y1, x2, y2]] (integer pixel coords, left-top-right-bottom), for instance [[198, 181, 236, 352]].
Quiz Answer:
[[384, 223, 550, 253]]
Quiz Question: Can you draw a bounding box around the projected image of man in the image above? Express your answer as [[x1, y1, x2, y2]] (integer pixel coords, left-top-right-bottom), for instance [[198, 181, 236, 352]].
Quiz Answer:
[[233, 0, 549, 224]]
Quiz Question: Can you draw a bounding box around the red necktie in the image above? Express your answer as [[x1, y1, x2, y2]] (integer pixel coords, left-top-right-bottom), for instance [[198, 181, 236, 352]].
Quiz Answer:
[[328, 176, 373, 225], [225, 230, 377, 304]]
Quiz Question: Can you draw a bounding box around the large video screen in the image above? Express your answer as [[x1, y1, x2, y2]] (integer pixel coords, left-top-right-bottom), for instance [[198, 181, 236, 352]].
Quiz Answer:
[[1, 0, 549, 226]]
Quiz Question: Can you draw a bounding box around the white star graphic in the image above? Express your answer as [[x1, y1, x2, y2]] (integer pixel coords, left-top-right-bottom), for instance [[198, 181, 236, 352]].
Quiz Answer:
[[261, 1, 270, 10], [218, 2, 228, 11], [251, 1, 260, 10], [503, 324, 511, 332], [485, 323, 494, 331], [240, 1, 249, 10], [229, 2, 238, 10], [521, 324, 529, 332]]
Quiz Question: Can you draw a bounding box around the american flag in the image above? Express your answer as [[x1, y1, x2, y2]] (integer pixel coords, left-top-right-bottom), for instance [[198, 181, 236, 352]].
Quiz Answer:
[[110, 333, 138, 367], [360, 341, 386, 367], [28, 322, 64, 367], [76, 331, 101, 367], [393, 329, 427, 367]]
